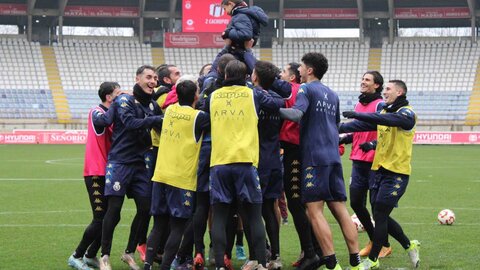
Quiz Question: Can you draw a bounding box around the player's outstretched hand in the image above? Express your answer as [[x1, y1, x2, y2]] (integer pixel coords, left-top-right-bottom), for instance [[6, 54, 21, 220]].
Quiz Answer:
[[359, 141, 375, 152], [342, 111, 356, 118], [119, 90, 132, 96]]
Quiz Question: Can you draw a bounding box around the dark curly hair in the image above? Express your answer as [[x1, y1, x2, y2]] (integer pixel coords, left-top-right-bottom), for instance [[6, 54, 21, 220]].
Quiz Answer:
[[254, 61, 279, 90], [301, 52, 328, 80]]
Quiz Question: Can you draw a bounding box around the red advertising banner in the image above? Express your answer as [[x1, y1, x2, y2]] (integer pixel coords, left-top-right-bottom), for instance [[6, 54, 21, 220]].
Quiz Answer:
[[284, 8, 358, 20], [0, 4, 27, 16], [414, 132, 480, 144], [0, 130, 87, 144], [164, 32, 224, 48], [1, 130, 480, 145], [395, 7, 470, 19], [182, 0, 230, 32], [0, 130, 480, 144], [64, 6, 139, 18]]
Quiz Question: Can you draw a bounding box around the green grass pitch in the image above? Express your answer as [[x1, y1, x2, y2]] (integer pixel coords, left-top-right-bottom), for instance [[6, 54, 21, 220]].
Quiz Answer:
[[0, 144, 479, 269]]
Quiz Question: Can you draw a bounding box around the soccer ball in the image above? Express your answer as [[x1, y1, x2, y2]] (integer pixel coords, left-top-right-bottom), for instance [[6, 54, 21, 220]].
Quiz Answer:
[[437, 209, 455, 225], [351, 214, 365, 232]]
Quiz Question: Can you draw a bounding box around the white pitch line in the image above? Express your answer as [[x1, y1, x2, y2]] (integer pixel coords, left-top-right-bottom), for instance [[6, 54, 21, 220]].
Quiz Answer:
[[412, 178, 479, 183], [0, 224, 131, 228], [0, 208, 136, 215], [0, 210, 87, 215], [2, 158, 83, 165], [401, 222, 480, 225], [0, 206, 478, 215], [45, 158, 83, 166], [5, 178, 480, 183], [413, 166, 480, 169], [1, 222, 479, 228], [0, 178, 81, 181], [402, 206, 480, 211], [3, 159, 50, 162]]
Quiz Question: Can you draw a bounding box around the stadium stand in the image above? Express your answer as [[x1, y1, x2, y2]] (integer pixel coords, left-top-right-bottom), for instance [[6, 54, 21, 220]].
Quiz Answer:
[[259, 48, 273, 62], [1, 35, 479, 126], [0, 36, 55, 119], [339, 90, 471, 125], [380, 38, 479, 92], [409, 90, 471, 124], [284, 38, 479, 125], [41, 46, 71, 122], [0, 89, 56, 119], [378, 38, 480, 124], [0, 36, 49, 90], [151, 48, 166, 68], [54, 37, 153, 119], [272, 39, 370, 92], [466, 59, 480, 125]]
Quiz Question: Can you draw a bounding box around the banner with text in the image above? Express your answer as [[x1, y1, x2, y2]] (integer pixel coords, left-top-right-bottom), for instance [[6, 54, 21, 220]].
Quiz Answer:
[[0, 130, 87, 144], [395, 7, 470, 19], [164, 32, 224, 48], [2, 130, 480, 145], [0, 4, 27, 16], [284, 8, 358, 20], [413, 131, 480, 144], [64, 6, 139, 18], [182, 0, 230, 32]]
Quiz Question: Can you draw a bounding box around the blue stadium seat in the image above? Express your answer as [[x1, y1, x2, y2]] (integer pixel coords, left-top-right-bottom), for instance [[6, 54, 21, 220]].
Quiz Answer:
[[0, 89, 56, 119], [339, 90, 470, 123]]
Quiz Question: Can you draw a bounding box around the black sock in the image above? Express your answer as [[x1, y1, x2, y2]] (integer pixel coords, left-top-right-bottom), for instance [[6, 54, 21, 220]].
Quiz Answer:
[[212, 203, 231, 268], [236, 229, 244, 246], [193, 191, 210, 255], [225, 207, 238, 259], [262, 198, 280, 260], [101, 196, 124, 256], [349, 253, 360, 266], [387, 216, 410, 249], [181, 256, 189, 264], [125, 196, 151, 254], [238, 202, 267, 266], [160, 217, 189, 270], [209, 231, 212, 248], [311, 229, 322, 259], [145, 215, 169, 265], [144, 262, 152, 270], [282, 142, 317, 260], [324, 254, 337, 269], [74, 177, 106, 259], [350, 187, 375, 240], [177, 218, 194, 260]]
